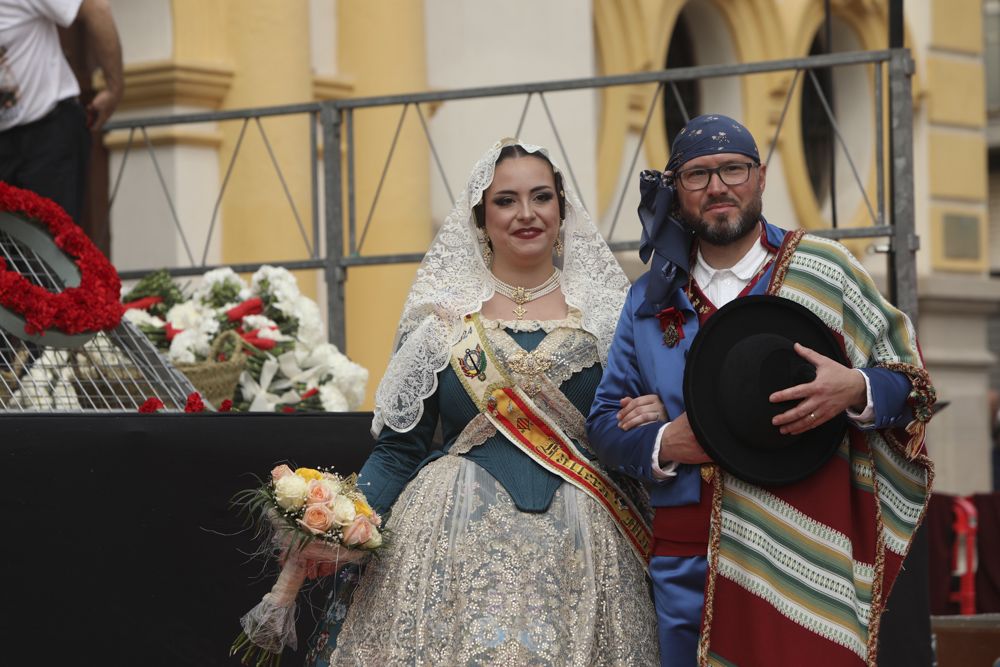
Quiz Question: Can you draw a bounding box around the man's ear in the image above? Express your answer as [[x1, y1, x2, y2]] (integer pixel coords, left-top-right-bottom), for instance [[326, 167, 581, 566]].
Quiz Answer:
[[757, 163, 767, 194]]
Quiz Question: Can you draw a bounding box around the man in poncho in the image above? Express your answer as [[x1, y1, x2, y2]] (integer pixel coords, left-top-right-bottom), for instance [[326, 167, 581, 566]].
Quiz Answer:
[[587, 114, 934, 666]]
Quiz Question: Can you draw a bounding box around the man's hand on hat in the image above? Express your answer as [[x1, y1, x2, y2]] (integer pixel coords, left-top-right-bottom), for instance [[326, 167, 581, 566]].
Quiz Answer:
[[769, 343, 867, 436], [657, 413, 713, 465], [617, 395, 668, 431]]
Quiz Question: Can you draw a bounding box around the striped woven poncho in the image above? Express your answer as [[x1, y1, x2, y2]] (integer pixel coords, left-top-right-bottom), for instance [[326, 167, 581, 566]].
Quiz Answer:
[[698, 231, 935, 667]]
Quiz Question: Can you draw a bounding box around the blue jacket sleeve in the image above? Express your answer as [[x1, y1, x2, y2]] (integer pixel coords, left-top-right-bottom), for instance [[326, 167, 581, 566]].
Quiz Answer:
[[859, 366, 914, 430], [356, 390, 439, 516], [586, 287, 666, 484]]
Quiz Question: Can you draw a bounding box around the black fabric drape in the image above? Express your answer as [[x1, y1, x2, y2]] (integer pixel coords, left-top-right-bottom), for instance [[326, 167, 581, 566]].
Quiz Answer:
[[1, 413, 374, 666]]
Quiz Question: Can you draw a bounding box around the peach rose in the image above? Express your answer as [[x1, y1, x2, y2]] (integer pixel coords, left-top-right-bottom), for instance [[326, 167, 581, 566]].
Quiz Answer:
[[271, 464, 294, 482], [306, 479, 334, 506], [298, 503, 335, 535], [341, 516, 373, 547]]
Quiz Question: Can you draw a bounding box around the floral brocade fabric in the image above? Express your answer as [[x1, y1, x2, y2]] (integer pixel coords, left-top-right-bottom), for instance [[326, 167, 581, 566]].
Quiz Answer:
[[307, 457, 658, 666]]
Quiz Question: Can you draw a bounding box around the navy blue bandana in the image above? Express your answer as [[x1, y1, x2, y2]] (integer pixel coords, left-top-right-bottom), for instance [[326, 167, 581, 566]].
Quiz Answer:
[[665, 114, 760, 174], [636, 114, 759, 314]]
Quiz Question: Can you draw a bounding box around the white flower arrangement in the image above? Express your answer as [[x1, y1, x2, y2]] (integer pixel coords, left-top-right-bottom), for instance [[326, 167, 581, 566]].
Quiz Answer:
[[122, 265, 368, 413]]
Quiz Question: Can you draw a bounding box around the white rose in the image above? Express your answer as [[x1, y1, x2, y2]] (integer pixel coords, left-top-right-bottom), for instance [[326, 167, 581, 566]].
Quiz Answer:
[[319, 383, 350, 412], [124, 309, 165, 328], [242, 314, 278, 332], [273, 474, 309, 511], [168, 329, 211, 364], [165, 301, 204, 331], [318, 476, 343, 498], [330, 353, 368, 410], [330, 494, 356, 526]]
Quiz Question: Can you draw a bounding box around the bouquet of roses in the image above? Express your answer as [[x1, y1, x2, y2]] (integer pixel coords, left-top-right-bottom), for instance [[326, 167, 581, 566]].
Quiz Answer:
[[231, 465, 382, 667]]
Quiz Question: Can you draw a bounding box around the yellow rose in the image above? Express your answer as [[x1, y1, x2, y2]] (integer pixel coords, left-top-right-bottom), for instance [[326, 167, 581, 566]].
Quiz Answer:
[[295, 467, 323, 482], [353, 497, 374, 517]]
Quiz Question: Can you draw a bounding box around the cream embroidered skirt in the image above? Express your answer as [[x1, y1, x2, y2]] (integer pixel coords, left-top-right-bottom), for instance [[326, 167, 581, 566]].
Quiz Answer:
[[306, 455, 659, 666]]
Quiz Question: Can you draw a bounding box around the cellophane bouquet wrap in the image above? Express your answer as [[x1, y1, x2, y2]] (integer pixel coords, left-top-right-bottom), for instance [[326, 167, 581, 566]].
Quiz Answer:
[[231, 465, 382, 666]]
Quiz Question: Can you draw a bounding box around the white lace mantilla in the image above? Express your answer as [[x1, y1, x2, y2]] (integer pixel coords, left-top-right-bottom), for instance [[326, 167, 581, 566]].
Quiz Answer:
[[372, 140, 629, 434]]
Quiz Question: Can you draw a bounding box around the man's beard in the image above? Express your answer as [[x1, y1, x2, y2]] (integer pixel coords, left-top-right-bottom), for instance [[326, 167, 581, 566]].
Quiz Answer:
[[677, 193, 763, 246]]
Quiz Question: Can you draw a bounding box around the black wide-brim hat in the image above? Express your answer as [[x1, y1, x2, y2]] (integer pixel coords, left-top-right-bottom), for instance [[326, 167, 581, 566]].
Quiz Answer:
[[683, 294, 849, 486]]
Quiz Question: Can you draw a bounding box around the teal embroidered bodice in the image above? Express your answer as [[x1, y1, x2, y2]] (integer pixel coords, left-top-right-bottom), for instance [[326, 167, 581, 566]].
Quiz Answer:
[[358, 328, 602, 515]]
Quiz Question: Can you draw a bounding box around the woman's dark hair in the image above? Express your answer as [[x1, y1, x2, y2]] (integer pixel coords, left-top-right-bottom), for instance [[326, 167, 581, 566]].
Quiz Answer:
[[473, 144, 566, 227]]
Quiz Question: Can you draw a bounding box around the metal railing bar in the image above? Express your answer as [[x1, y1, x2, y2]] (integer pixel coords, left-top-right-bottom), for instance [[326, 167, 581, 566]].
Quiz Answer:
[[356, 103, 409, 255], [347, 108, 357, 255], [806, 69, 879, 227], [253, 117, 314, 257], [202, 118, 249, 266], [310, 110, 320, 259], [765, 70, 801, 167], [118, 257, 329, 280], [874, 63, 885, 226], [103, 51, 895, 132], [336, 224, 898, 268], [606, 82, 665, 241], [538, 92, 587, 214], [107, 127, 135, 207], [105, 101, 324, 131], [808, 225, 893, 239], [141, 127, 196, 266], [668, 81, 690, 124], [330, 50, 895, 110], [416, 103, 456, 207], [515, 92, 533, 138]]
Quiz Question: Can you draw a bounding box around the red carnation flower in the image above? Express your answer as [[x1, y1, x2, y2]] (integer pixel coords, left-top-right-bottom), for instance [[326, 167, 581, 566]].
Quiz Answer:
[[184, 392, 206, 413], [138, 397, 165, 413], [219, 399, 233, 412], [226, 296, 264, 322]]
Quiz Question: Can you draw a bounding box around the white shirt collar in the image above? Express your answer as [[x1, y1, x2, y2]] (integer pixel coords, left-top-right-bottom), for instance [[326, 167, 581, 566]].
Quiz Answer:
[[693, 232, 771, 285]]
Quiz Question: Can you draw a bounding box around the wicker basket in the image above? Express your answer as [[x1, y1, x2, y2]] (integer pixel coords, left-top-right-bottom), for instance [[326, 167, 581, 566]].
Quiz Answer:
[[0, 345, 30, 404], [176, 330, 248, 409]]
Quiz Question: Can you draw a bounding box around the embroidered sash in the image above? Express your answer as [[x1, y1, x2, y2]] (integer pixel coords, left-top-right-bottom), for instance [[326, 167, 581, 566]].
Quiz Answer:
[[450, 312, 653, 566]]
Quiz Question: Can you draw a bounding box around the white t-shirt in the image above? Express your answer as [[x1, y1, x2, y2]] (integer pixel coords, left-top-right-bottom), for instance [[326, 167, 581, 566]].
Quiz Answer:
[[0, 0, 83, 131]]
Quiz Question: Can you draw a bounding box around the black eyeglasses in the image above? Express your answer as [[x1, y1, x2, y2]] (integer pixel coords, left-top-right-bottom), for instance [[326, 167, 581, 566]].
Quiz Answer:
[[674, 162, 758, 191]]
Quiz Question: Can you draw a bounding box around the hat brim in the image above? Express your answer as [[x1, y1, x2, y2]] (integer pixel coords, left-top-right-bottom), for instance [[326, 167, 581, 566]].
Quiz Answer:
[[683, 294, 849, 486]]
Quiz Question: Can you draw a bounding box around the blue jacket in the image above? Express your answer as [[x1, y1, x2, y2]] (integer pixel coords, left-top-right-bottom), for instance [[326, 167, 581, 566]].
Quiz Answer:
[[585, 222, 914, 508]]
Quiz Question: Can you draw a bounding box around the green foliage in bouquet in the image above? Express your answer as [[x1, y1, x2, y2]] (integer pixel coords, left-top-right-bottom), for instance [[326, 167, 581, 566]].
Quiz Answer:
[[122, 269, 186, 320]]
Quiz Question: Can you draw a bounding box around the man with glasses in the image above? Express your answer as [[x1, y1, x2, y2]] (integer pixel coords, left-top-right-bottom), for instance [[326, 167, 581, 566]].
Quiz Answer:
[[586, 114, 934, 665]]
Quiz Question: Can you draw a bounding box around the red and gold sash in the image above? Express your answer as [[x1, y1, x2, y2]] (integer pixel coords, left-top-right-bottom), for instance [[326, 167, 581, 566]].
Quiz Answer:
[[450, 313, 652, 566]]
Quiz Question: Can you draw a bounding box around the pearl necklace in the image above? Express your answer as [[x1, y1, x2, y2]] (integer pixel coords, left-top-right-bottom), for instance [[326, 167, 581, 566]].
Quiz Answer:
[[490, 268, 561, 320]]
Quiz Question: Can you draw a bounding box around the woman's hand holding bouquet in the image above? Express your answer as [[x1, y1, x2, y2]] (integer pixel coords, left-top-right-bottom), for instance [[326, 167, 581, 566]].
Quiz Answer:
[[231, 465, 382, 666]]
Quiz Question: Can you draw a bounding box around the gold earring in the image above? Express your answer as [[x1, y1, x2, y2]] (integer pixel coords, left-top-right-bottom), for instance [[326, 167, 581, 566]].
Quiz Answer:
[[553, 237, 564, 257], [482, 236, 493, 265]]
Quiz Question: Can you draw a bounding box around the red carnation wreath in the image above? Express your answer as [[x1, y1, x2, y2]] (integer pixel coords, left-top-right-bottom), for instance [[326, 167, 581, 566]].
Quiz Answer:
[[0, 182, 123, 343]]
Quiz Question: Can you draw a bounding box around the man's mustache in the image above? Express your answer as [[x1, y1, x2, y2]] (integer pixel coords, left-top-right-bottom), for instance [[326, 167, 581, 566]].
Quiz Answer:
[[703, 197, 740, 210]]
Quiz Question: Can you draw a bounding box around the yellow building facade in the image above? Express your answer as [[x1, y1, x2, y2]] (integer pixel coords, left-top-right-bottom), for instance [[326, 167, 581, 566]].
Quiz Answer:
[[107, 0, 994, 493]]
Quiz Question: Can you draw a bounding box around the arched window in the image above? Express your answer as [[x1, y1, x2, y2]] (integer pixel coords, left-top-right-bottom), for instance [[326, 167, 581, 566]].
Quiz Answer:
[[663, 12, 698, 147], [801, 35, 835, 207]]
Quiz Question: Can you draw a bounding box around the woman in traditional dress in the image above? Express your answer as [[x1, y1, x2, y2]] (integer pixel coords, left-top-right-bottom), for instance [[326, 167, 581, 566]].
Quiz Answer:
[[305, 139, 660, 666]]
